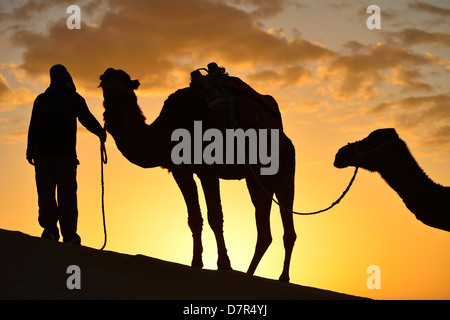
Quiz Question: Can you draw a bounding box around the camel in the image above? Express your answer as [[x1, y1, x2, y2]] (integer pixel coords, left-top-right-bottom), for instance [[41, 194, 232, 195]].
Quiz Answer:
[[334, 128, 450, 232], [99, 68, 297, 281]]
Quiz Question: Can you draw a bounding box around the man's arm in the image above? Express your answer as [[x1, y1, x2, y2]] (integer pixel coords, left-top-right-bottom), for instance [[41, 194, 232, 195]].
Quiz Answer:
[[76, 94, 106, 142], [26, 95, 43, 165]]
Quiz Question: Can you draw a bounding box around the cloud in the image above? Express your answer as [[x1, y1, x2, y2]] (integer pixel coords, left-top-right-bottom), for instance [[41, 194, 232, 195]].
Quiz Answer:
[[246, 65, 314, 89], [367, 93, 450, 155], [9, 0, 332, 94], [409, 0, 450, 16], [324, 1, 351, 11], [420, 124, 450, 150], [6, 0, 55, 21], [370, 94, 450, 116], [321, 42, 443, 100], [370, 94, 450, 133], [0, 73, 35, 112], [0, 129, 27, 144], [386, 27, 450, 47], [223, 0, 307, 19], [294, 98, 322, 114], [331, 42, 435, 72], [390, 67, 434, 92]]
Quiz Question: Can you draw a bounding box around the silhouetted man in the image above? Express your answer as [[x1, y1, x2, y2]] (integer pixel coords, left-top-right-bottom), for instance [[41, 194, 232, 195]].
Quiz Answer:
[[27, 64, 106, 244]]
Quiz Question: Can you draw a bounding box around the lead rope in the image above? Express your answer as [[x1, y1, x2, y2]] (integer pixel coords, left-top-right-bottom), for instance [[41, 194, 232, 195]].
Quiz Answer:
[[244, 151, 358, 215], [99, 132, 108, 250], [284, 166, 358, 215]]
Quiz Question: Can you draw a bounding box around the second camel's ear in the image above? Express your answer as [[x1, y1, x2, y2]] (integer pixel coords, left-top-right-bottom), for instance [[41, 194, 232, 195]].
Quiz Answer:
[[131, 79, 140, 90]]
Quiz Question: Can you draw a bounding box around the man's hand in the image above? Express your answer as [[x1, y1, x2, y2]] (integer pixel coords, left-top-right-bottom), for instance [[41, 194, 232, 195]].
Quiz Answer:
[[26, 150, 35, 165], [26, 155, 35, 165], [99, 129, 107, 143]]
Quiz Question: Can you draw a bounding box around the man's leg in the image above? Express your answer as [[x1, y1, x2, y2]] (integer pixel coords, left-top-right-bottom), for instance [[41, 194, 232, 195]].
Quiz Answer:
[[56, 156, 80, 244], [35, 155, 60, 240]]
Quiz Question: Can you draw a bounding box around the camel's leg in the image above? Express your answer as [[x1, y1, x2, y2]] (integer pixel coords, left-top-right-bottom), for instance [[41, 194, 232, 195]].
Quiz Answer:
[[198, 173, 231, 270], [246, 177, 273, 276], [275, 141, 296, 282], [173, 171, 204, 269], [274, 181, 296, 282]]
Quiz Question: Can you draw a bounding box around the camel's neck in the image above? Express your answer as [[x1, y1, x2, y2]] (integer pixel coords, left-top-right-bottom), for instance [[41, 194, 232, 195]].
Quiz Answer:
[[376, 141, 439, 214], [104, 95, 170, 169]]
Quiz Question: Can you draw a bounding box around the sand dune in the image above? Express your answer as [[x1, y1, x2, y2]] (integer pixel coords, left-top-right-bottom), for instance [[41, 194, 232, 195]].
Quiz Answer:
[[0, 228, 366, 300]]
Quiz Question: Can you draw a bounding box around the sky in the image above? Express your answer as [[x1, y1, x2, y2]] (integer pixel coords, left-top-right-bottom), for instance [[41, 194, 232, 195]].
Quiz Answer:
[[0, 0, 449, 300]]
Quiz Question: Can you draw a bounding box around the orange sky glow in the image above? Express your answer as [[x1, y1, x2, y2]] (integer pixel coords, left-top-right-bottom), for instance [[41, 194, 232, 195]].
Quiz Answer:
[[0, 0, 449, 300]]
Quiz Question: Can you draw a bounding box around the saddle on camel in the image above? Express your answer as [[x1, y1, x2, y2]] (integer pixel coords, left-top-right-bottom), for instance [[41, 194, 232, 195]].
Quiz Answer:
[[190, 62, 283, 131]]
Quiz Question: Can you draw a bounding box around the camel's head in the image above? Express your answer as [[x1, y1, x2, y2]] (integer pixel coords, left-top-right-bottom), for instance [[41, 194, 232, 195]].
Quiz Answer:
[[99, 68, 144, 133], [334, 128, 399, 171], [99, 68, 140, 98]]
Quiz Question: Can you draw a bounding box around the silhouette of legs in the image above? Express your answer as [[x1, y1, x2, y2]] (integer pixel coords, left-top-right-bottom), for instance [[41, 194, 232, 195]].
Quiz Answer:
[[274, 153, 296, 282], [55, 157, 80, 244], [246, 177, 273, 276], [35, 155, 80, 243], [275, 178, 297, 282], [173, 170, 204, 269], [198, 172, 231, 270], [35, 156, 60, 240], [245, 138, 296, 282], [276, 193, 296, 282]]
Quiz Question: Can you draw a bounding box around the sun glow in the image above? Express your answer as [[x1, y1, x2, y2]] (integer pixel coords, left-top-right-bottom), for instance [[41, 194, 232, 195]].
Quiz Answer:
[[1, 0, 450, 300]]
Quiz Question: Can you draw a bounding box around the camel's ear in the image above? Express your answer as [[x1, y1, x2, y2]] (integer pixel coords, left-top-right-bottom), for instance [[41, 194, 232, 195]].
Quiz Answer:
[[131, 79, 140, 90], [387, 128, 399, 138]]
